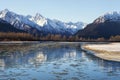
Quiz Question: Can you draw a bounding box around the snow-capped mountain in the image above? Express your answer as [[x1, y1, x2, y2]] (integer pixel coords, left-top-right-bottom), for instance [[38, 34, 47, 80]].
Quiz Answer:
[[0, 9, 86, 36], [76, 11, 120, 39], [0, 18, 26, 33], [27, 13, 47, 27], [0, 9, 41, 30], [27, 13, 86, 35], [94, 11, 120, 23]]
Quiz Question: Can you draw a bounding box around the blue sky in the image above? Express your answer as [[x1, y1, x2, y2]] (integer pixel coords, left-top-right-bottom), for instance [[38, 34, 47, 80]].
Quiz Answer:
[[0, 0, 120, 23]]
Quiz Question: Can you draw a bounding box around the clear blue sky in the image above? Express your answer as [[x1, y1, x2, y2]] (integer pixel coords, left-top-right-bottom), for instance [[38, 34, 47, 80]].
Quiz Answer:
[[0, 0, 120, 23]]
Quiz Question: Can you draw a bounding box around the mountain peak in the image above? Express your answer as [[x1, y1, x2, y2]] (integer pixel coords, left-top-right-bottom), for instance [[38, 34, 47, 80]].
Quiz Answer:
[[0, 9, 17, 19], [104, 11, 120, 16], [103, 11, 120, 19], [34, 13, 44, 20], [94, 11, 120, 23], [3, 9, 9, 12], [0, 9, 10, 17]]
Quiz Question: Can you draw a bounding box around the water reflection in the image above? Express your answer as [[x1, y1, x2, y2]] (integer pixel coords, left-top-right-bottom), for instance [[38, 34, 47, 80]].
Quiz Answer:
[[83, 52, 120, 72], [0, 42, 120, 73], [0, 43, 81, 70]]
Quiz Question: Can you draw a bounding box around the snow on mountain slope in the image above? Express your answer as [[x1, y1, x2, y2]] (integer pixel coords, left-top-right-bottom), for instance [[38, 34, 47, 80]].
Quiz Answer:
[[27, 14, 86, 34], [0, 9, 41, 30], [65, 22, 86, 33], [0, 9, 86, 35], [94, 11, 120, 23], [0, 18, 8, 24], [27, 13, 47, 27], [27, 12, 86, 34], [52, 20, 86, 34]]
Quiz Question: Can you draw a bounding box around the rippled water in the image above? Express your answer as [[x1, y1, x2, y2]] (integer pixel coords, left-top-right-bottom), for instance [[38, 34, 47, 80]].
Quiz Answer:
[[0, 42, 120, 80]]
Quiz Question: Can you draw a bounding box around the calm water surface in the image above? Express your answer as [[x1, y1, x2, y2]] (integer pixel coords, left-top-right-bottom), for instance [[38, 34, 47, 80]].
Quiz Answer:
[[0, 42, 120, 80]]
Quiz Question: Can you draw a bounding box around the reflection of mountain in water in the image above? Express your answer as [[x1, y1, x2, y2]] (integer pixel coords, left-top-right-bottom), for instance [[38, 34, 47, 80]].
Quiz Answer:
[[43, 47, 82, 60], [0, 43, 82, 70]]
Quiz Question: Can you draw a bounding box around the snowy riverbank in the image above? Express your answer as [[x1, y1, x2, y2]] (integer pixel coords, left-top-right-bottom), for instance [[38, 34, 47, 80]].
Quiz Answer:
[[83, 43, 120, 62]]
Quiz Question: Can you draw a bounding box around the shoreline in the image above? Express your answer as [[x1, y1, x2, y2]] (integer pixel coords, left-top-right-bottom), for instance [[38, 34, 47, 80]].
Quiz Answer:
[[0, 41, 88, 44], [0, 41, 42, 44], [83, 43, 120, 62]]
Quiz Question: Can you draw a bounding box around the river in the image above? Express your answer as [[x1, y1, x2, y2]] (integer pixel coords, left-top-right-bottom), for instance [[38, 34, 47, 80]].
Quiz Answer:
[[0, 42, 119, 80]]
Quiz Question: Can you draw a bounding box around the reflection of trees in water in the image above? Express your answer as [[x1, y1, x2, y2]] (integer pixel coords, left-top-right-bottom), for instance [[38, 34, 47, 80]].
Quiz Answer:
[[83, 52, 120, 72], [0, 43, 82, 70]]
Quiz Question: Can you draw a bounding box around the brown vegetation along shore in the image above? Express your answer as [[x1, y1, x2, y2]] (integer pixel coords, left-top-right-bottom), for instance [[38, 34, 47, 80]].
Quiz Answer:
[[83, 43, 120, 62], [0, 32, 120, 41]]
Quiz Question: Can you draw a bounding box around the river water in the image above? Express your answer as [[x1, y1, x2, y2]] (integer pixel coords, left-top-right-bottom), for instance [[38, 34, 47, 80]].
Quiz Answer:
[[0, 42, 119, 80]]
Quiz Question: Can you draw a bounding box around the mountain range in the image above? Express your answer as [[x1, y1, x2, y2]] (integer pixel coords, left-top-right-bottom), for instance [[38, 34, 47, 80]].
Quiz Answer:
[[0, 9, 120, 39], [0, 9, 86, 36]]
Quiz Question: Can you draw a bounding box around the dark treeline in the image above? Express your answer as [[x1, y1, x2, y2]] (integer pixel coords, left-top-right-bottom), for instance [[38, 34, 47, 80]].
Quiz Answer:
[[0, 32, 39, 41], [0, 32, 120, 42], [40, 34, 120, 42]]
